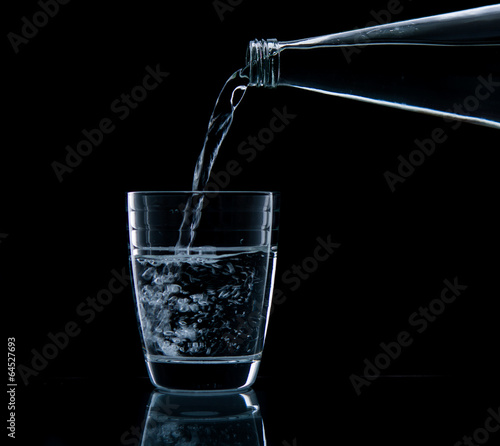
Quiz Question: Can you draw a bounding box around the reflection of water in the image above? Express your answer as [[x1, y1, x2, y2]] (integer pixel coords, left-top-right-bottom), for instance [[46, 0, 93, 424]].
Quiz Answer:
[[140, 390, 266, 445]]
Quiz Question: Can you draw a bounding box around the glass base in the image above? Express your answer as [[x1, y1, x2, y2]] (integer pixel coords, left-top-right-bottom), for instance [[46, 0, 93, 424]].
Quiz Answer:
[[146, 355, 261, 392]]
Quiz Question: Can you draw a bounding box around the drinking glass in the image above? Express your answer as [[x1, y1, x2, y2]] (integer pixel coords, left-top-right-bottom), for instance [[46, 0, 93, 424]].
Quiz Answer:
[[127, 191, 279, 392], [140, 390, 266, 445]]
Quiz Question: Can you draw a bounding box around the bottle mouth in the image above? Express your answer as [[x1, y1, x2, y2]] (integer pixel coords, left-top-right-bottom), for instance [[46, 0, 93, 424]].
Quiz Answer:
[[246, 39, 280, 88]]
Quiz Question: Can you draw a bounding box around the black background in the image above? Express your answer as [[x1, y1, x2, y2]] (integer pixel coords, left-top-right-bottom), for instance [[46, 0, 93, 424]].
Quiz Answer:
[[4, 1, 500, 444]]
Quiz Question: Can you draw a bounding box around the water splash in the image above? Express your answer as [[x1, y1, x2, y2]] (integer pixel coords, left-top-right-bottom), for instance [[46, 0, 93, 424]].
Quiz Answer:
[[176, 66, 250, 251], [192, 66, 250, 191]]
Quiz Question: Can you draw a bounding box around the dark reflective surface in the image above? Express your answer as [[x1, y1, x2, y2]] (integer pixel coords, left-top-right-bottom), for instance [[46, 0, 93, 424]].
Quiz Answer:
[[19, 375, 499, 445], [140, 390, 265, 445]]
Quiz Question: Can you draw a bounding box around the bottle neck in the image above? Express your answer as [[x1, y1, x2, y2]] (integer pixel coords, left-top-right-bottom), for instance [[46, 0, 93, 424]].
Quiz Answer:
[[247, 39, 280, 88]]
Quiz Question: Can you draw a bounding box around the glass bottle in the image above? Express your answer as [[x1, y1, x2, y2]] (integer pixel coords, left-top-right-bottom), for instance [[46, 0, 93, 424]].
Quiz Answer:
[[247, 5, 500, 129]]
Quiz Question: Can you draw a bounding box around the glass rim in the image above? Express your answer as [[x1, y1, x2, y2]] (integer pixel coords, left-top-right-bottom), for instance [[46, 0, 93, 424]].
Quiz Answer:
[[127, 190, 279, 196]]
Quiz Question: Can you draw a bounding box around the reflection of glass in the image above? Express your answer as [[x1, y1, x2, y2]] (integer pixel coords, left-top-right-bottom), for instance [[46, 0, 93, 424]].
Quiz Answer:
[[140, 390, 266, 445], [128, 192, 279, 392]]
